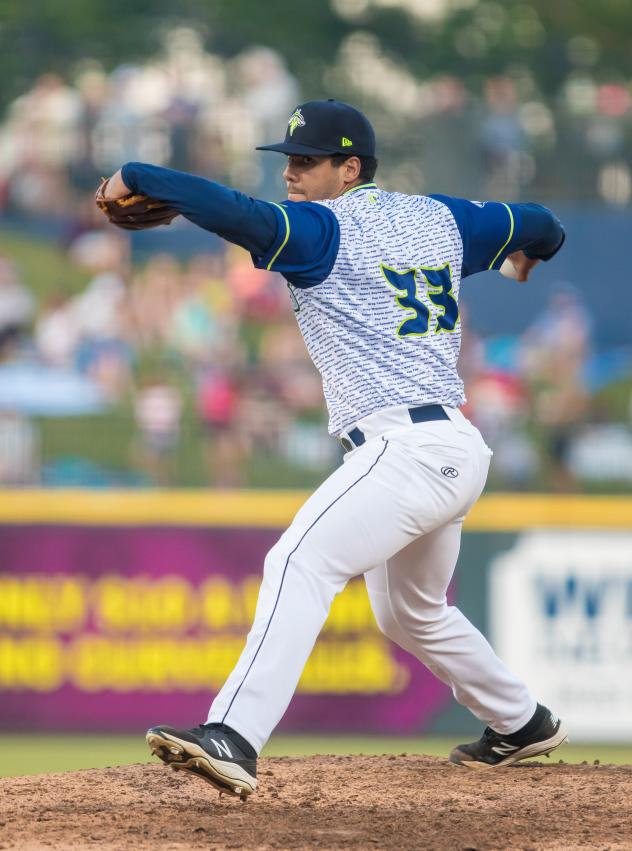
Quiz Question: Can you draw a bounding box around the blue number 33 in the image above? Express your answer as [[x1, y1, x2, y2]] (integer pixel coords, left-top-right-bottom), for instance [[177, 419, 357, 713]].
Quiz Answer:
[[381, 262, 459, 337]]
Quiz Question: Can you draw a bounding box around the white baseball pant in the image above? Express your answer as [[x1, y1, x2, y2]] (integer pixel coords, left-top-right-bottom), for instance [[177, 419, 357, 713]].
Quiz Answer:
[[207, 405, 536, 753]]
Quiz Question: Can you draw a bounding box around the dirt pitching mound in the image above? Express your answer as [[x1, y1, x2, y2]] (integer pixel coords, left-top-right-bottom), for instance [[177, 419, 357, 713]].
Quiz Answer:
[[2, 756, 631, 850]]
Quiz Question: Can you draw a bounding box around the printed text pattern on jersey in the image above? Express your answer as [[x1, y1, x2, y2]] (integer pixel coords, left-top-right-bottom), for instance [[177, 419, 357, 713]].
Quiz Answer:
[[292, 187, 466, 434]]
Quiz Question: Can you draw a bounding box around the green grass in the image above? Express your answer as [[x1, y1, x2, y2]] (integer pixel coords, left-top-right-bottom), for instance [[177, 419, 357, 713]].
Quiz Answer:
[[0, 231, 91, 300], [0, 735, 630, 777]]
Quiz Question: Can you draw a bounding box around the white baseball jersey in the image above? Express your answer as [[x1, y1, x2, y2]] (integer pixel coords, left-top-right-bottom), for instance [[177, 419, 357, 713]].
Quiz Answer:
[[294, 187, 465, 434]]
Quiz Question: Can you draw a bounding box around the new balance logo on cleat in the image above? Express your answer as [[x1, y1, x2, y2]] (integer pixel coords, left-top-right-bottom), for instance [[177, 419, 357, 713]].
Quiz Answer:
[[211, 739, 233, 758], [449, 705, 568, 768], [146, 723, 257, 800], [491, 742, 520, 756]]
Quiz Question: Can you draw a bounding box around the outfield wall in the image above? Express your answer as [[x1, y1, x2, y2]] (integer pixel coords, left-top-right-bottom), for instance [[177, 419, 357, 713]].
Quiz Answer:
[[0, 491, 630, 740]]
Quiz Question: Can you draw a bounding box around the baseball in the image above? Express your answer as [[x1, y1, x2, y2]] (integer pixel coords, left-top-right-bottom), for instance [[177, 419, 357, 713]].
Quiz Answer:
[[500, 257, 519, 279]]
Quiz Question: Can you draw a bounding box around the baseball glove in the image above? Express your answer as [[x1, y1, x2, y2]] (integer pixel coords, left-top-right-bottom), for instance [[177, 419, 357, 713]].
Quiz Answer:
[[95, 177, 179, 231]]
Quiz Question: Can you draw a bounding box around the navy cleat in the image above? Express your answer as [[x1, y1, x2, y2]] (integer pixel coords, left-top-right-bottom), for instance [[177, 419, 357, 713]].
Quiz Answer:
[[450, 704, 568, 768], [146, 722, 257, 799]]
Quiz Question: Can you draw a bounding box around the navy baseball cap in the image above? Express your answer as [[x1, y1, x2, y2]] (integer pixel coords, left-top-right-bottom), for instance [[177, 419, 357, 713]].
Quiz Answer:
[[257, 99, 376, 157]]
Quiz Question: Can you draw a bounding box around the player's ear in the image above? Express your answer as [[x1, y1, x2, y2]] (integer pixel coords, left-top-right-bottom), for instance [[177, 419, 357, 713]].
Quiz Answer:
[[343, 156, 361, 182]]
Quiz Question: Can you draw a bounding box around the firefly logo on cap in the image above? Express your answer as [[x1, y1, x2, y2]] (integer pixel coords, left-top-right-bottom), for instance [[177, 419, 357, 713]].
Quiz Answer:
[[288, 108, 306, 136]]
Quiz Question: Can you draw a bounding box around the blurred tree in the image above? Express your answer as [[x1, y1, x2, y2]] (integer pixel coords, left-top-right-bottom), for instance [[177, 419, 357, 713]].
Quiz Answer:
[[1, 0, 632, 113], [0, 0, 173, 108]]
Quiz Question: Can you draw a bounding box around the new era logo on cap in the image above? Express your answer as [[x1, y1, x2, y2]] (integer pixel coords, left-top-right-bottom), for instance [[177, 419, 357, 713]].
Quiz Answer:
[[256, 99, 375, 158]]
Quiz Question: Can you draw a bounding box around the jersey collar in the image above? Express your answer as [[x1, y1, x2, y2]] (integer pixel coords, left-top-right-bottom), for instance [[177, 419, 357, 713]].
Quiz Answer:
[[343, 182, 378, 196]]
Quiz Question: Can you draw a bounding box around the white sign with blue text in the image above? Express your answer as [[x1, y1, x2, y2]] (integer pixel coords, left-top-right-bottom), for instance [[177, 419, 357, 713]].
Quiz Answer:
[[490, 530, 632, 741]]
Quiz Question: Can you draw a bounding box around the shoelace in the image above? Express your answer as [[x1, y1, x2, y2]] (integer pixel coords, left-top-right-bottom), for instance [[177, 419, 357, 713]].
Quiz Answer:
[[481, 727, 504, 745], [190, 725, 211, 737]]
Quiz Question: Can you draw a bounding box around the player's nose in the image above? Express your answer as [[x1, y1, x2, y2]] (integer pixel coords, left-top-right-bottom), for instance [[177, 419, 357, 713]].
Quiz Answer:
[[282, 160, 296, 182]]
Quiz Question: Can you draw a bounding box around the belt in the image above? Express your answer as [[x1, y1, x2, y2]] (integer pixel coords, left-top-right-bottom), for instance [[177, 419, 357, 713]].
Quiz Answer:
[[340, 404, 449, 451]]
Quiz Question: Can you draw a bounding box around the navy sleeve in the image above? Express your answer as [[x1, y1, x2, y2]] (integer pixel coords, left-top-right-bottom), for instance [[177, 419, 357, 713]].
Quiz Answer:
[[250, 200, 340, 289], [431, 194, 565, 279], [121, 162, 278, 256]]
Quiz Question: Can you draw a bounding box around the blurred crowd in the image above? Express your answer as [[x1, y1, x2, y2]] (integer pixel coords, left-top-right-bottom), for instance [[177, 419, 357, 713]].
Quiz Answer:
[[0, 29, 298, 216], [0, 28, 631, 489], [1, 27, 631, 214], [335, 32, 632, 204], [0, 233, 336, 487], [0, 229, 631, 490]]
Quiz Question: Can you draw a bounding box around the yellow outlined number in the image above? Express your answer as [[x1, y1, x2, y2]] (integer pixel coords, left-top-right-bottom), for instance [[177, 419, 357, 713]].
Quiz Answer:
[[381, 262, 459, 338]]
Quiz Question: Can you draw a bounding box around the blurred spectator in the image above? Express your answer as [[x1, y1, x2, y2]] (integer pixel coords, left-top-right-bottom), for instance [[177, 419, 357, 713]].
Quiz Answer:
[[479, 76, 529, 200], [1, 73, 81, 215], [167, 282, 217, 365], [459, 310, 531, 484], [257, 318, 333, 470], [133, 375, 183, 485], [167, 253, 240, 367], [0, 411, 38, 485], [236, 368, 291, 459], [521, 285, 591, 375], [466, 367, 537, 488], [68, 65, 110, 194], [127, 253, 182, 349], [225, 245, 287, 317], [421, 76, 480, 197], [0, 257, 35, 356], [35, 291, 80, 368], [258, 319, 323, 417], [567, 423, 632, 484], [67, 231, 132, 400], [197, 368, 246, 487], [520, 285, 592, 491], [236, 46, 300, 198]]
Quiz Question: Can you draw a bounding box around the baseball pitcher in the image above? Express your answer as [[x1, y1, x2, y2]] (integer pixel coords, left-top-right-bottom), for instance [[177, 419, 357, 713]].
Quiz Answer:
[[98, 99, 567, 799]]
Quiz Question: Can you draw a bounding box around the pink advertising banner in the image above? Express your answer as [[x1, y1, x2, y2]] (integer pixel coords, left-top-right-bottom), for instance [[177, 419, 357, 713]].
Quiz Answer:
[[0, 525, 451, 732]]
